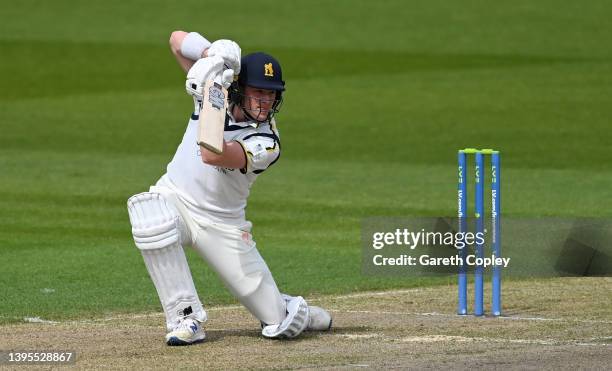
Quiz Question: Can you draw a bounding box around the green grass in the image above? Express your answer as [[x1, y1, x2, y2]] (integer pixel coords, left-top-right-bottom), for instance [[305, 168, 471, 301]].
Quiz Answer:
[[1, 0, 611, 322]]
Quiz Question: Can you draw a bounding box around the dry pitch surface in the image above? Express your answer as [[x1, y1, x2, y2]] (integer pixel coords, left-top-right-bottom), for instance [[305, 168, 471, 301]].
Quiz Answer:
[[1, 278, 611, 370]]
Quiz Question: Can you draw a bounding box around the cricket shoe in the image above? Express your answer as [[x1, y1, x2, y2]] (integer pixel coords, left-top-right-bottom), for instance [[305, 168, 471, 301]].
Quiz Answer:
[[165, 317, 205, 346], [307, 306, 332, 331]]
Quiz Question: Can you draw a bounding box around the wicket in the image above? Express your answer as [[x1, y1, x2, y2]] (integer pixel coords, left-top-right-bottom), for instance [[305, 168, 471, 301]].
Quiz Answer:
[[457, 148, 502, 316]]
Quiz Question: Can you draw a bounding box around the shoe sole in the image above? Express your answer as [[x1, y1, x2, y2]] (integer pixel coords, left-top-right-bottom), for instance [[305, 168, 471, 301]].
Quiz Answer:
[[166, 336, 205, 346]]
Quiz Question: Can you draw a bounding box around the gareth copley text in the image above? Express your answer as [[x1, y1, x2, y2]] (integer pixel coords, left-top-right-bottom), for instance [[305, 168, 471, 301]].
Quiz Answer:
[[372, 254, 511, 268]]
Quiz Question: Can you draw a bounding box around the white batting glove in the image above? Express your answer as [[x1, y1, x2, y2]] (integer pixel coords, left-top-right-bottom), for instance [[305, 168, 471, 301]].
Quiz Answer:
[[185, 55, 225, 99], [214, 69, 235, 90], [207, 39, 241, 75]]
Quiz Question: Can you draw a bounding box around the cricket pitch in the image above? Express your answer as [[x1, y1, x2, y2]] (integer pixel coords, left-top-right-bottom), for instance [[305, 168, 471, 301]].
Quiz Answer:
[[1, 277, 611, 369]]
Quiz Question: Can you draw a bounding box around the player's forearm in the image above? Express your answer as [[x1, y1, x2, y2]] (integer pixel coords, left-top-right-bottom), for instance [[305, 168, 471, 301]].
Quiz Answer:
[[200, 141, 247, 169], [169, 30, 211, 73]]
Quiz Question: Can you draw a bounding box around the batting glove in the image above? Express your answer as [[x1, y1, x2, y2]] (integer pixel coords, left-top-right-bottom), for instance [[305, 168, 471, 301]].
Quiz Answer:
[[207, 39, 241, 75], [185, 55, 225, 99], [214, 69, 235, 90]]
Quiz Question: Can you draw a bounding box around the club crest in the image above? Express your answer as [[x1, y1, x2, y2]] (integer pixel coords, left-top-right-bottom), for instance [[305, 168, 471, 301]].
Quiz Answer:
[[264, 63, 274, 77]]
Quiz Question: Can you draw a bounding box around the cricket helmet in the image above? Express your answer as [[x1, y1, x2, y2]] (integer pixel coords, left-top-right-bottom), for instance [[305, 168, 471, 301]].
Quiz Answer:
[[230, 52, 285, 121]]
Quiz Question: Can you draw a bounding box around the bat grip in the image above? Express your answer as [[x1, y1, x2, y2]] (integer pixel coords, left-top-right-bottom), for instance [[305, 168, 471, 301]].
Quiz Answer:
[[193, 96, 202, 115]]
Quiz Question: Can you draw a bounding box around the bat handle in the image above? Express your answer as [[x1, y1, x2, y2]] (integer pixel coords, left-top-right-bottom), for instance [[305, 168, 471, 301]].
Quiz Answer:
[[193, 96, 202, 116]]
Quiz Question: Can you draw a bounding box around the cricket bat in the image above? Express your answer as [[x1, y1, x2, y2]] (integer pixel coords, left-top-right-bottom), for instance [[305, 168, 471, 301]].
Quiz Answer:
[[197, 78, 227, 154]]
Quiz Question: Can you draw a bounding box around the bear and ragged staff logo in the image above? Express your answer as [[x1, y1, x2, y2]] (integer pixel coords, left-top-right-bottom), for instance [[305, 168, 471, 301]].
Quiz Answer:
[[264, 63, 274, 77]]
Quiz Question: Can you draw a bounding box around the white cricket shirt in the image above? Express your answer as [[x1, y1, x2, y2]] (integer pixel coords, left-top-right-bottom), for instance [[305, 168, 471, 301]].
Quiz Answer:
[[161, 111, 281, 227]]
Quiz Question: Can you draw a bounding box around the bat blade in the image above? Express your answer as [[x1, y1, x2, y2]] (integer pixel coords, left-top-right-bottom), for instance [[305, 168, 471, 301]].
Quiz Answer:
[[197, 79, 227, 154]]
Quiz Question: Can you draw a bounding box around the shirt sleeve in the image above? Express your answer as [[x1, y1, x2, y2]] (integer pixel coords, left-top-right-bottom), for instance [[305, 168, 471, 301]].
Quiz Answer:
[[236, 132, 281, 174]]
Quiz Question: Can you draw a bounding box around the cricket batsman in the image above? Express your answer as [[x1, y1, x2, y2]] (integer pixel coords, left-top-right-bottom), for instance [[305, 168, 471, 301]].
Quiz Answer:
[[126, 30, 332, 345]]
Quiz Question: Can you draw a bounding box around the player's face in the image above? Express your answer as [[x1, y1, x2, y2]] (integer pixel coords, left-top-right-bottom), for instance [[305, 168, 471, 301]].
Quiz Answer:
[[243, 86, 276, 122]]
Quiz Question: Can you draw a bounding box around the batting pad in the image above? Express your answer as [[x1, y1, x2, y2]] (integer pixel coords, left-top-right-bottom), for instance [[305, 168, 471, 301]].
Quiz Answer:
[[127, 192, 207, 330], [262, 295, 309, 338]]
